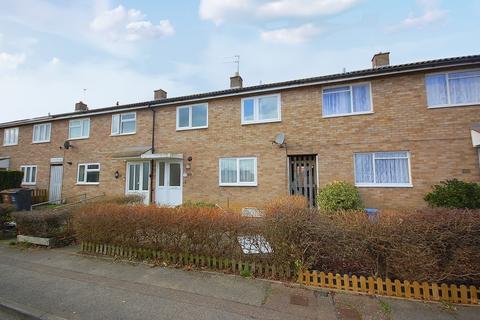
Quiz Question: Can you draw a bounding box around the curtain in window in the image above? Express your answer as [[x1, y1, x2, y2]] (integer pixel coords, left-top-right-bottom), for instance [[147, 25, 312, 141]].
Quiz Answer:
[[221, 159, 237, 183], [323, 87, 351, 115], [354, 153, 374, 183], [239, 159, 255, 182], [374, 152, 409, 184], [448, 71, 480, 105], [352, 84, 371, 112], [191, 105, 207, 127], [82, 120, 90, 137], [258, 96, 278, 120], [426, 74, 448, 106]]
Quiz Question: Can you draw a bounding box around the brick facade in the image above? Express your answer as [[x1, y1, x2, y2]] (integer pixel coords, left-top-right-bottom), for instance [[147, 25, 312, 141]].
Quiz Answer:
[[1, 65, 480, 210]]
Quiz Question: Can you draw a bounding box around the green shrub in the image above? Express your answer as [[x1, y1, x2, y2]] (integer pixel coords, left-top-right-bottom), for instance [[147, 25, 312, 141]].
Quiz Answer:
[[0, 171, 23, 192], [317, 181, 363, 212], [424, 179, 480, 209], [96, 195, 144, 205], [0, 203, 15, 230]]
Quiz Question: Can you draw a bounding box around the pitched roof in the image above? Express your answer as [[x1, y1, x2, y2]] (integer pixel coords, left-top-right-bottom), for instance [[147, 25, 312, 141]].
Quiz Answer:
[[1, 54, 480, 128]]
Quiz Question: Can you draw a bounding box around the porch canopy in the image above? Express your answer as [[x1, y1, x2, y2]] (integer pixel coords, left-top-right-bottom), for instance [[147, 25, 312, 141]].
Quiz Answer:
[[111, 146, 182, 160]]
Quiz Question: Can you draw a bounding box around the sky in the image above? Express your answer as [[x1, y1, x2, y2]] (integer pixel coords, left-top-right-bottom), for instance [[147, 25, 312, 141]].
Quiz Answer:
[[0, 0, 479, 122]]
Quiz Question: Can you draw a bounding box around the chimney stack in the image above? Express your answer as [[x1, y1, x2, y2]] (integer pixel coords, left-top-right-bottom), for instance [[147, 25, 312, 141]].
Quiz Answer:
[[75, 101, 88, 112], [154, 89, 167, 100], [230, 72, 243, 89], [371, 52, 390, 68]]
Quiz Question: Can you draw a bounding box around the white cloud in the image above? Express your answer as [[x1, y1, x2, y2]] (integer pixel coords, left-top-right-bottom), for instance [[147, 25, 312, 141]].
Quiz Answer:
[[0, 52, 26, 69], [199, 0, 359, 24], [261, 23, 321, 44], [49, 57, 60, 65], [90, 5, 175, 42], [388, 0, 447, 32], [257, 0, 359, 18]]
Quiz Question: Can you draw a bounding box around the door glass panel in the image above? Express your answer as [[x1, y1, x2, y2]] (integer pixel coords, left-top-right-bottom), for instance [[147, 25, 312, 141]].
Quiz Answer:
[[169, 163, 181, 187], [128, 165, 134, 190], [134, 164, 140, 190], [158, 162, 165, 186], [142, 162, 149, 190]]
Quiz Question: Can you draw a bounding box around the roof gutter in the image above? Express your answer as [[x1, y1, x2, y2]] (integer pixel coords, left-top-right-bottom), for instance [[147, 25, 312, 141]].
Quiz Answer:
[[1, 60, 479, 129]]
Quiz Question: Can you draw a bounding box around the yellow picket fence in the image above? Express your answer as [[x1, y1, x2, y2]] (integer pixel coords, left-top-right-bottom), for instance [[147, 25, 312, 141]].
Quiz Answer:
[[298, 270, 479, 305]]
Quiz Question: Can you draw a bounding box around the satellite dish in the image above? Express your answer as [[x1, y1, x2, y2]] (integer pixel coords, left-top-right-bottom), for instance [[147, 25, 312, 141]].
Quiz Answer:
[[273, 132, 285, 145], [63, 141, 72, 150]]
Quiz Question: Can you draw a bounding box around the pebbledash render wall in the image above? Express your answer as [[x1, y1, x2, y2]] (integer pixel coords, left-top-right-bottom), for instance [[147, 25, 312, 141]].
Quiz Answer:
[[1, 62, 480, 209]]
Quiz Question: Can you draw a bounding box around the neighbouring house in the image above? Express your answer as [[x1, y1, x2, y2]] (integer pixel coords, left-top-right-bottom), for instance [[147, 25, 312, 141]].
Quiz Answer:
[[1, 52, 480, 210]]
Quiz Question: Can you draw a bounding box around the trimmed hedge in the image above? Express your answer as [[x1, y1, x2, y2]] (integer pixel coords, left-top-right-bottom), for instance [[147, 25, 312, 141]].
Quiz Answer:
[[0, 171, 23, 192]]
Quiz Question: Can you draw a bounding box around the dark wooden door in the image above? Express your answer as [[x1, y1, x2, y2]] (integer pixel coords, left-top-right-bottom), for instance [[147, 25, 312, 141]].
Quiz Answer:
[[288, 155, 317, 207]]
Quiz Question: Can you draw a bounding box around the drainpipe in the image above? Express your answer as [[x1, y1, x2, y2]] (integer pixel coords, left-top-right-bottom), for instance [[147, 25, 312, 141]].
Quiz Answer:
[[149, 105, 155, 204]]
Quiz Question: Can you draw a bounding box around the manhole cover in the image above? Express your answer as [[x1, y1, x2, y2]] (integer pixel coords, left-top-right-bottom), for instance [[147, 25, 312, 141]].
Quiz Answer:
[[290, 294, 309, 306]]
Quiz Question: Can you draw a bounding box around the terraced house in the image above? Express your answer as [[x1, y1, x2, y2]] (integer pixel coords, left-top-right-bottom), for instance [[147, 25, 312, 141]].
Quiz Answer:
[[1, 53, 480, 210]]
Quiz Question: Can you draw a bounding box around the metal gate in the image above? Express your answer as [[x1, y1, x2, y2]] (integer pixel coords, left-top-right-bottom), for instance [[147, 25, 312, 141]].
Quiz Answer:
[[49, 165, 63, 204], [288, 155, 317, 207]]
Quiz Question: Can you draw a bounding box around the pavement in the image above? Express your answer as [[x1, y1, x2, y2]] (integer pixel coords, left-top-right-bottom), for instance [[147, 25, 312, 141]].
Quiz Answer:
[[0, 242, 478, 320]]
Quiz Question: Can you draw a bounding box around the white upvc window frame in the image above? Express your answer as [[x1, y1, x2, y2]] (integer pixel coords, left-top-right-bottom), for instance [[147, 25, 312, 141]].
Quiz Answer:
[[241, 94, 281, 125], [20, 165, 37, 185], [219, 157, 258, 187], [425, 68, 480, 109], [77, 163, 101, 185], [354, 151, 413, 188], [32, 123, 51, 143], [111, 112, 136, 136], [176, 103, 209, 131], [3, 127, 19, 146], [322, 82, 374, 118], [69, 118, 90, 140]]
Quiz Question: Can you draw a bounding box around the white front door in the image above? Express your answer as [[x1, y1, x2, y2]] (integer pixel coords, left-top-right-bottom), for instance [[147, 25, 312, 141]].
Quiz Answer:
[[126, 161, 150, 205], [49, 165, 63, 204], [155, 160, 183, 206]]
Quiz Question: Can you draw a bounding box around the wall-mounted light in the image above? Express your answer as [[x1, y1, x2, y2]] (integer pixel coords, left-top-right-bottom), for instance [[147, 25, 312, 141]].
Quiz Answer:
[[187, 156, 193, 162], [114, 171, 120, 179], [67, 161, 73, 165]]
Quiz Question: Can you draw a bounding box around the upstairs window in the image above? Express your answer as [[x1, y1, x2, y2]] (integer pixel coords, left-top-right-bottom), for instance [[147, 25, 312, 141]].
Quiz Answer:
[[426, 70, 480, 107], [241, 94, 281, 124], [77, 163, 100, 184], [20, 165, 37, 185], [176, 104, 208, 130], [322, 83, 372, 117], [3, 128, 19, 146], [354, 152, 411, 187], [32, 123, 51, 143], [219, 157, 257, 186], [111, 112, 136, 135], [69, 118, 90, 139]]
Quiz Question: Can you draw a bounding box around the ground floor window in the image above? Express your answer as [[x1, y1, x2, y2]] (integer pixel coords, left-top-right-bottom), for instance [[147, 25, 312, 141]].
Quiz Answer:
[[77, 163, 100, 184], [354, 151, 411, 187], [219, 157, 257, 186], [20, 165, 37, 185]]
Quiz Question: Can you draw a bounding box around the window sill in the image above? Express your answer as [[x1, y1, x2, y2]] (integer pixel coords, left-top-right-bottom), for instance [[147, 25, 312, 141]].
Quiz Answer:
[[32, 141, 50, 144], [68, 137, 89, 141], [176, 126, 208, 131], [76, 183, 100, 186], [110, 132, 136, 137], [2, 144, 18, 147], [356, 183, 413, 188], [322, 111, 373, 119], [427, 103, 480, 109], [241, 119, 281, 126], [219, 183, 258, 187], [21, 183, 36, 186]]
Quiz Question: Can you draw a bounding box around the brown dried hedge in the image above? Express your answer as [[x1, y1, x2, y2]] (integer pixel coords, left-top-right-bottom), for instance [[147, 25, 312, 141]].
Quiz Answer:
[[73, 196, 480, 285], [73, 203, 260, 258]]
